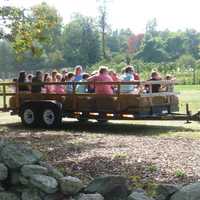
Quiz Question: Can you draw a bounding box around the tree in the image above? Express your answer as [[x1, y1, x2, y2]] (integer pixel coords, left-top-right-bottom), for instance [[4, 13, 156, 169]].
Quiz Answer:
[[0, 3, 63, 58], [97, 0, 111, 59], [62, 14, 101, 67], [0, 40, 15, 72]]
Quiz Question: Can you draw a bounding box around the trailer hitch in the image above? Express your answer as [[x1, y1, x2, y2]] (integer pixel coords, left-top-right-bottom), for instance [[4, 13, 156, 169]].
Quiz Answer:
[[192, 111, 200, 122]]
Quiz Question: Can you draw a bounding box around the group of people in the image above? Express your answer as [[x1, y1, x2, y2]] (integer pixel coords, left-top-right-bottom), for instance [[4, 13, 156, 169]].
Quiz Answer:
[[16, 65, 174, 95]]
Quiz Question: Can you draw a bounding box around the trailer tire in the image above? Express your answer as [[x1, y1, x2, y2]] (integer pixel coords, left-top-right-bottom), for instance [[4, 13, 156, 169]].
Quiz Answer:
[[40, 103, 62, 128], [21, 105, 38, 128]]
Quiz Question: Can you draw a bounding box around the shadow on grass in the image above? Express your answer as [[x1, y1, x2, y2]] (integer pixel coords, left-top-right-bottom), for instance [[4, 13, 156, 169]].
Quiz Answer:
[[61, 120, 195, 137], [0, 119, 195, 137]]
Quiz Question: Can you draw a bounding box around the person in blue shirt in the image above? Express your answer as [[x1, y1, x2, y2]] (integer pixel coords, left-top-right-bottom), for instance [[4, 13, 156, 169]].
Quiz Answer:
[[76, 73, 90, 93], [74, 65, 83, 82], [120, 66, 135, 93], [66, 73, 75, 94]]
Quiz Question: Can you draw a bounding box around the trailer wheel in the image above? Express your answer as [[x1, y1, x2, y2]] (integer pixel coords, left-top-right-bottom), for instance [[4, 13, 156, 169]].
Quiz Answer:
[[21, 105, 38, 127], [77, 112, 89, 123], [40, 104, 62, 128], [97, 113, 108, 123]]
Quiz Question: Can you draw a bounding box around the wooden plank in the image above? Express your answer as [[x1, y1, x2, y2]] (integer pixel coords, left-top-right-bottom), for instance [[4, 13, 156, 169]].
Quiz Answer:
[[2, 85, 7, 109]]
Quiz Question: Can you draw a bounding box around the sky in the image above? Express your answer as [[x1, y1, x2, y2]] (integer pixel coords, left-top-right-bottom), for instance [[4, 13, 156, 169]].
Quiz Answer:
[[0, 0, 200, 33]]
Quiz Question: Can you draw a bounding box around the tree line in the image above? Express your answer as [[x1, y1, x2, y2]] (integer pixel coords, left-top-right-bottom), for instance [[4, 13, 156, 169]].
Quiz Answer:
[[0, 2, 200, 83]]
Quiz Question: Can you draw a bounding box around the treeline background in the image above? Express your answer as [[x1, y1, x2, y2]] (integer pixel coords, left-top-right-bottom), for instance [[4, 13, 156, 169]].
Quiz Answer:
[[0, 2, 200, 84]]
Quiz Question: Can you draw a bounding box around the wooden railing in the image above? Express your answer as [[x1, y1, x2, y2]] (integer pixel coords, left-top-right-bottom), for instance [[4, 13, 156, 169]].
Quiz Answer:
[[0, 80, 177, 111]]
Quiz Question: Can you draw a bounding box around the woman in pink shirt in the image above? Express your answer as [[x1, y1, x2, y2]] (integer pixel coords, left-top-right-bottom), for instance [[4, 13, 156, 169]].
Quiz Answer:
[[88, 66, 113, 95]]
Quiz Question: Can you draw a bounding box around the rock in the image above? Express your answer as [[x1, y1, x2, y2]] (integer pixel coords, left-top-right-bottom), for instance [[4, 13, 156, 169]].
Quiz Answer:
[[21, 189, 42, 200], [21, 164, 48, 177], [1, 143, 42, 169], [30, 174, 58, 194], [19, 176, 30, 185], [75, 193, 104, 200], [170, 182, 200, 200], [43, 193, 70, 200], [155, 184, 181, 200], [0, 163, 8, 181], [39, 161, 64, 180], [60, 176, 84, 195], [0, 192, 20, 200], [10, 171, 22, 185], [85, 175, 128, 199], [128, 191, 154, 200]]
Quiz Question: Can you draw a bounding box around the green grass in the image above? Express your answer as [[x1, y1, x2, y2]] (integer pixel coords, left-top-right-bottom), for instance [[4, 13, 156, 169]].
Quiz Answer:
[[175, 85, 200, 113]]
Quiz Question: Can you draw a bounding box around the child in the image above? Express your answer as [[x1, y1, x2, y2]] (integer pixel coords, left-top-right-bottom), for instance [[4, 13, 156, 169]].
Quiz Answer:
[[44, 76, 54, 93], [54, 73, 65, 94], [66, 73, 75, 94], [76, 73, 90, 93]]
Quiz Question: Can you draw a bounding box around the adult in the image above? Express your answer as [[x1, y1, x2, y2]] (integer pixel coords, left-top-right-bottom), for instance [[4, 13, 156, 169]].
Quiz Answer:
[[88, 66, 113, 95], [120, 66, 135, 93], [148, 71, 162, 93], [31, 71, 44, 93], [18, 71, 29, 92], [74, 65, 83, 82]]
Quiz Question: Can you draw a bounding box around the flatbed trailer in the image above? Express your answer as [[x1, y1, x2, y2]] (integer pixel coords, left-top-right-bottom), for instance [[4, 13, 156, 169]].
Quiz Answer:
[[0, 80, 199, 128]]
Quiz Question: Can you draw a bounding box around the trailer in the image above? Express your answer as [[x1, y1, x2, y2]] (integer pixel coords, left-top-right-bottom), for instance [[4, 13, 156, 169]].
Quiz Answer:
[[0, 80, 199, 128]]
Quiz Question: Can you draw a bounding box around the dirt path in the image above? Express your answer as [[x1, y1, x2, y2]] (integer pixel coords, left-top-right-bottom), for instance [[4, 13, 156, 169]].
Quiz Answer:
[[0, 112, 200, 185]]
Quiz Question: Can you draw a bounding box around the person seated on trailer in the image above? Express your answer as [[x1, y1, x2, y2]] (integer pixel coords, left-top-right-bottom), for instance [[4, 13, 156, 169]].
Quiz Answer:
[[51, 70, 58, 82], [44, 75, 54, 93], [61, 69, 68, 82], [54, 73, 65, 94], [74, 65, 83, 82], [120, 66, 137, 94], [18, 71, 29, 92], [87, 66, 113, 95], [31, 71, 44, 93], [76, 73, 90, 93], [146, 71, 162, 93], [87, 70, 97, 93], [65, 72, 75, 94], [165, 74, 176, 92]]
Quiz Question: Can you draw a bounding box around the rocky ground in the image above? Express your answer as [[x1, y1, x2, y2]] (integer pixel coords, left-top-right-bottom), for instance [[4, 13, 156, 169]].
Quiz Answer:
[[0, 112, 200, 189]]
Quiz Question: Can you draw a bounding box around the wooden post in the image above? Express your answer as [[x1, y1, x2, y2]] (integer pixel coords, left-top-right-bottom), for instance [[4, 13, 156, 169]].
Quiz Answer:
[[16, 81, 20, 111], [117, 82, 121, 111], [2, 85, 7, 109], [72, 82, 76, 110]]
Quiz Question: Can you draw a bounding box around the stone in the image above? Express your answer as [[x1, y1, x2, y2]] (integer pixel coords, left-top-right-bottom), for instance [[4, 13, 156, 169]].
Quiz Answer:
[[128, 191, 154, 200], [85, 175, 128, 199], [21, 189, 42, 200], [43, 193, 70, 200], [0, 163, 8, 181], [39, 161, 64, 180], [21, 164, 48, 177], [170, 182, 200, 200], [10, 171, 22, 185], [0, 192, 20, 200], [19, 176, 30, 185], [60, 176, 84, 195], [75, 193, 104, 200], [30, 174, 58, 194], [155, 184, 181, 200], [1, 143, 42, 169]]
